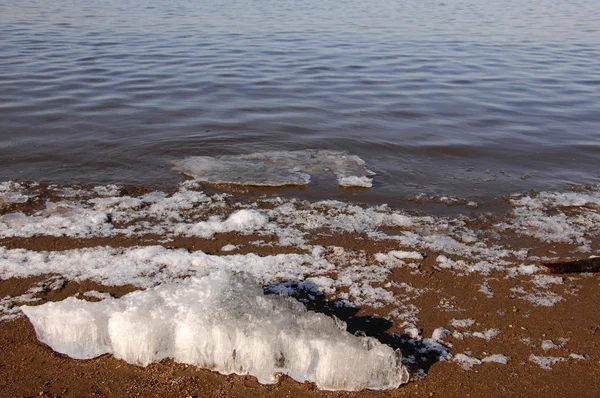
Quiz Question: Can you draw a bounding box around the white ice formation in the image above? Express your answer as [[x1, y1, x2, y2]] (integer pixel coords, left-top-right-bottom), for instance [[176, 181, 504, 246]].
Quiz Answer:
[[0, 181, 31, 206], [173, 149, 375, 188], [21, 271, 409, 391], [453, 353, 510, 370]]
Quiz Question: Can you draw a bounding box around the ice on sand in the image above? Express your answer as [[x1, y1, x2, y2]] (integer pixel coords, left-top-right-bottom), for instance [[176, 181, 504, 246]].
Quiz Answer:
[[22, 271, 409, 391]]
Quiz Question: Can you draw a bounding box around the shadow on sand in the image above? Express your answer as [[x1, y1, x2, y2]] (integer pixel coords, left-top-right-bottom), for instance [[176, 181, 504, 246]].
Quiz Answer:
[[264, 280, 447, 378]]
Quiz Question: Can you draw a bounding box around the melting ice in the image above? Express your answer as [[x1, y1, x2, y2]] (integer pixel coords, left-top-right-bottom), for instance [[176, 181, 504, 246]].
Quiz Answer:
[[21, 271, 409, 391], [173, 149, 375, 188]]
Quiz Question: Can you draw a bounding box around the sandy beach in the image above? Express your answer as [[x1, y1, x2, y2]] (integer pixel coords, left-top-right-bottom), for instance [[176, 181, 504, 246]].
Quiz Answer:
[[1, 180, 599, 397]]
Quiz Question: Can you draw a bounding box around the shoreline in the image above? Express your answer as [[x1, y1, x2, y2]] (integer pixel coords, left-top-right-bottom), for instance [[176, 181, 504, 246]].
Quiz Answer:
[[1, 180, 599, 397]]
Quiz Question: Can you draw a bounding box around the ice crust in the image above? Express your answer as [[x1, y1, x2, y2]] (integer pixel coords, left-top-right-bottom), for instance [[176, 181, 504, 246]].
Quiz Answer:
[[175, 209, 269, 238], [173, 150, 375, 188], [0, 246, 336, 289], [453, 353, 510, 370], [0, 181, 31, 206], [529, 354, 567, 370], [21, 271, 409, 391], [501, 188, 600, 245], [450, 319, 475, 328]]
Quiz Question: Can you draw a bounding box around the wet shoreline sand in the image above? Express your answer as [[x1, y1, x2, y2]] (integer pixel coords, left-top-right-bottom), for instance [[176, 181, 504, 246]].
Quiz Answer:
[[1, 180, 599, 397]]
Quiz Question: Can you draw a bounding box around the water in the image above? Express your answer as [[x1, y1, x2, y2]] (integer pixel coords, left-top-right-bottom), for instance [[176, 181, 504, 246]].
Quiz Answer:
[[1, 0, 599, 200]]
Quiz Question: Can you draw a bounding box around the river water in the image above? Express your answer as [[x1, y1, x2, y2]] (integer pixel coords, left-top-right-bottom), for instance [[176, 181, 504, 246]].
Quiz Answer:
[[1, 0, 599, 201]]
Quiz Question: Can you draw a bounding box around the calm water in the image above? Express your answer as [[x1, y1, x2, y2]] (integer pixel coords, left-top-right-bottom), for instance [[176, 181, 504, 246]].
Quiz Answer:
[[1, 0, 599, 200]]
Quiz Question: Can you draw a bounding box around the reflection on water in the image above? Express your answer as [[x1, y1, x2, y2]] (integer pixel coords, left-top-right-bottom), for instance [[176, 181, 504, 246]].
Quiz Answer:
[[1, 0, 599, 199]]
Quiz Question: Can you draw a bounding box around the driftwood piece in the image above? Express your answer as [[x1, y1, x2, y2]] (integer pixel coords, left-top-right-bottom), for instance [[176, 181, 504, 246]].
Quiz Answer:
[[545, 257, 600, 274]]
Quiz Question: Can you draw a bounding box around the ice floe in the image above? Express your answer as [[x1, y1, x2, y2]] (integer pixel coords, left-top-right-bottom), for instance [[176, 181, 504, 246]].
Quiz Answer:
[[21, 271, 409, 391], [173, 150, 375, 188]]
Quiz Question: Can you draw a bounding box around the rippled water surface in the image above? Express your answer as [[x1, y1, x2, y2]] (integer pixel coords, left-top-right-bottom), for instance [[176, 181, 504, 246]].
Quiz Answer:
[[1, 0, 599, 199]]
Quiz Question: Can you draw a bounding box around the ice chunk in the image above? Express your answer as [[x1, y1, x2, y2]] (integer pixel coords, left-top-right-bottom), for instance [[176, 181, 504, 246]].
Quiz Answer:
[[337, 175, 373, 188], [175, 209, 269, 237], [0, 181, 31, 206], [22, 272, 409, 391], [569, 353, 586, 360], [21, 297, 118, 359], [472, 329, 500, 341], [431, 327, 449, 342], [453, 353, 481, 370], [0, 202, 112, 238], [541, 338, 568, 351], [454, 352, 510, 370], [529, 354, 567, 370], [388, 251, 423, 260], [173, 150, 374, 188], [481, 354, 511, 364], [515, 264, 541, 275], [82, 291, 113, 300], [450, 319, 475, 328]]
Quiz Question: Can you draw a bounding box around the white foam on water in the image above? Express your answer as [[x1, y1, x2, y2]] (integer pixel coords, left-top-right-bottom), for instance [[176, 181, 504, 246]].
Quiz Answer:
[[21, 271, 409, 391], [173, 150, 375, 188]]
